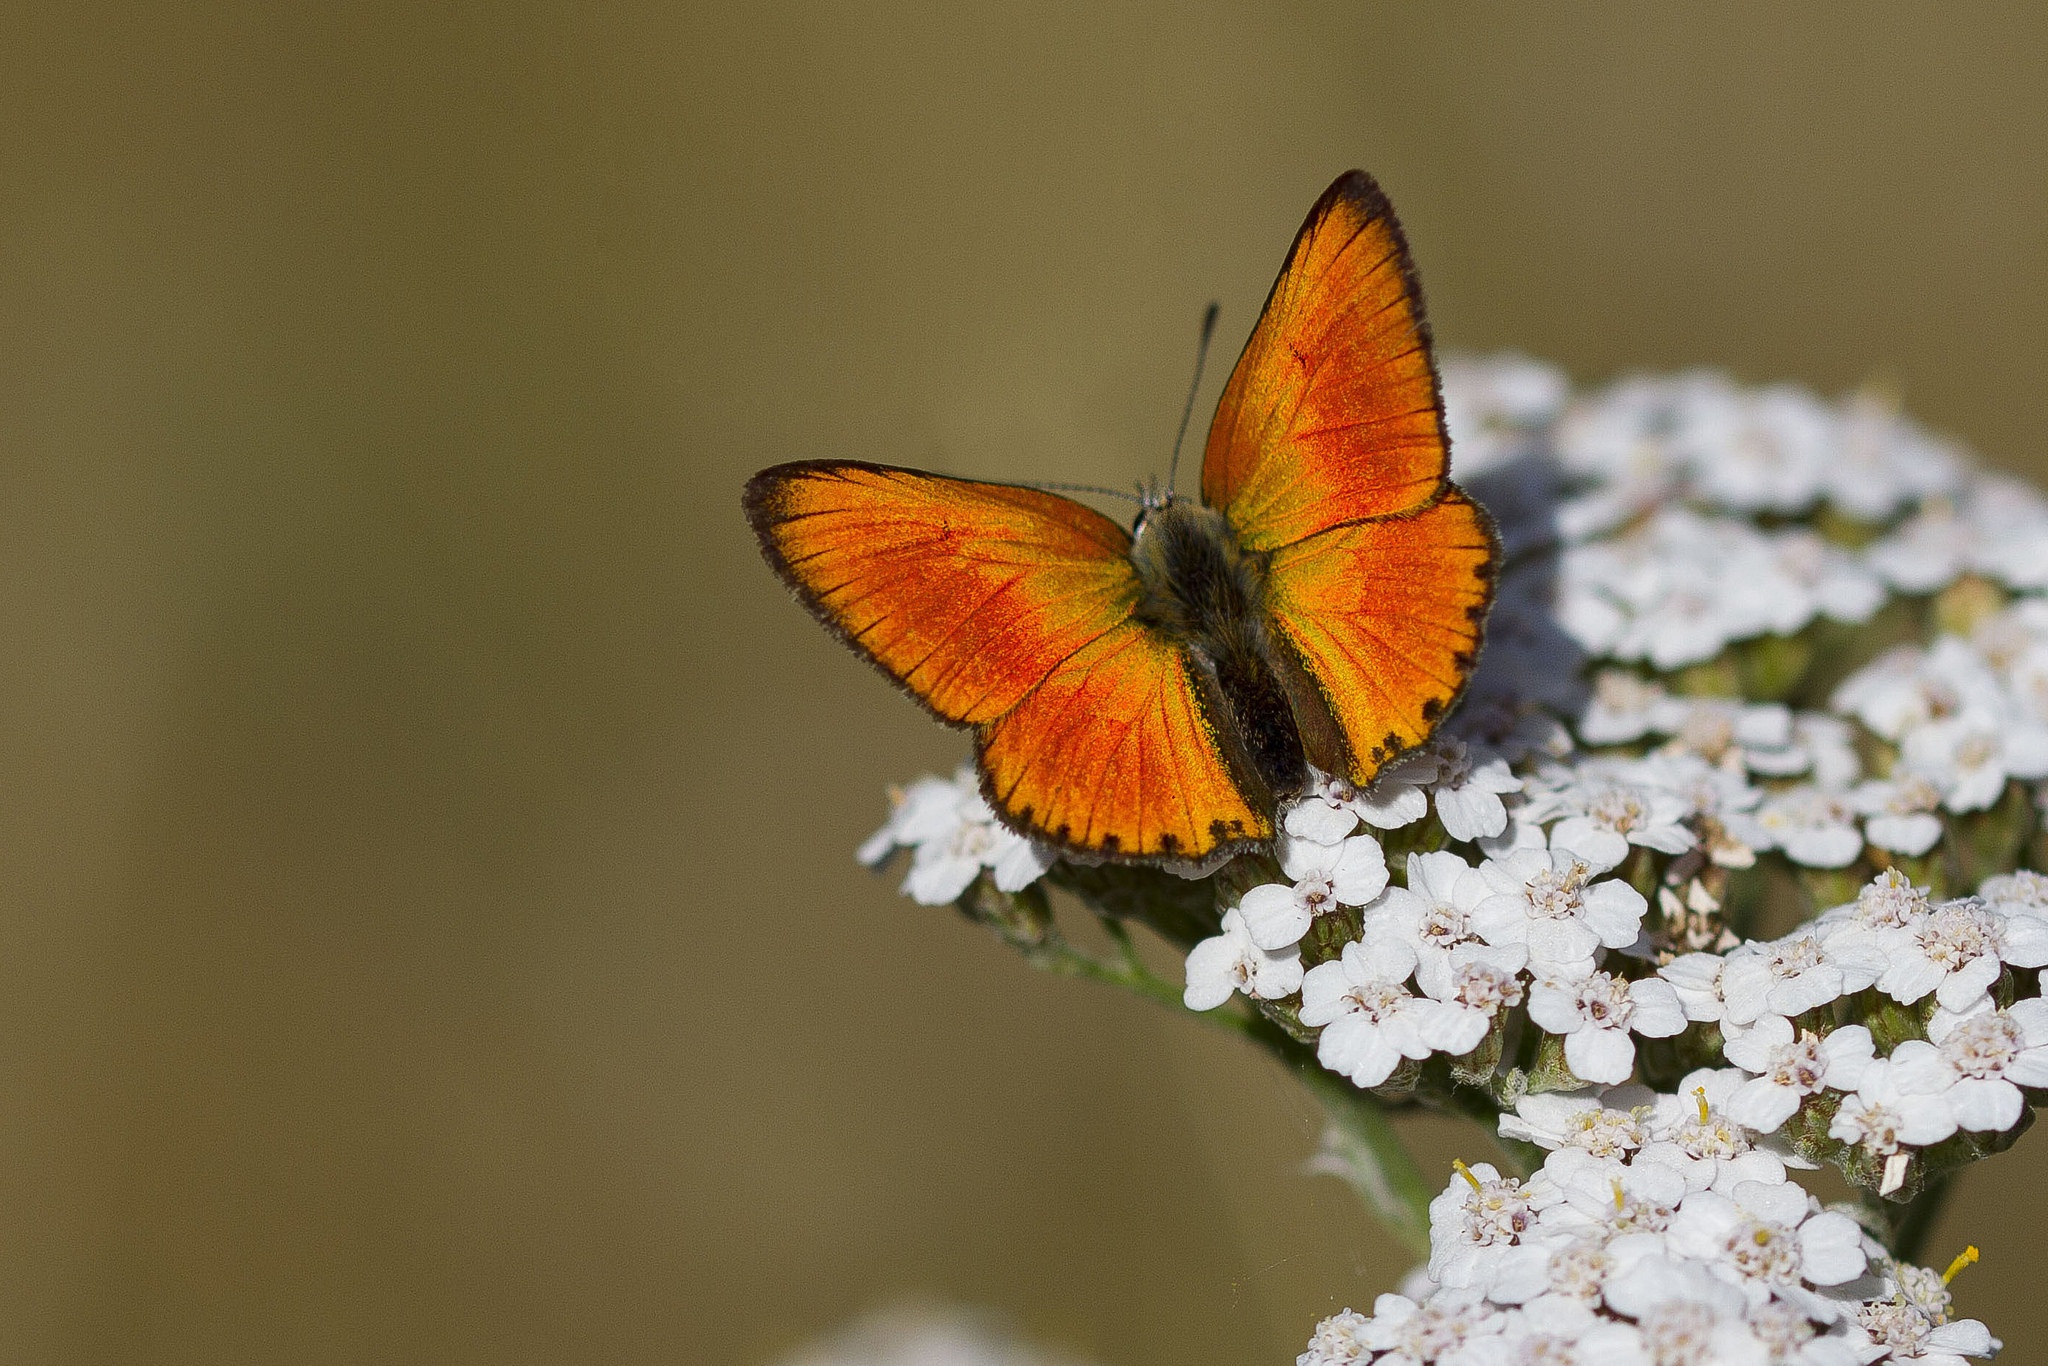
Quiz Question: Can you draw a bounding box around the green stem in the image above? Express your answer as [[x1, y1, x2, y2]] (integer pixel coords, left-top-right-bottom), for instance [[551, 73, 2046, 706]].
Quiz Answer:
[[1007, 914, 1436, 1256], [1290, 1055, 1435, 1260], [1888, 1175, 1953, 1265]]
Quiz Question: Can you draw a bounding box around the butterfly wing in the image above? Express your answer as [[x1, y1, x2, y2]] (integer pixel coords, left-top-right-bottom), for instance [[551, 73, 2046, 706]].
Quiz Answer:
[[745, 461, 1268, 858], [1261, 490, 1497, 773], [1202, 171, 1497, 784], [1202, 171, 1451, 552]]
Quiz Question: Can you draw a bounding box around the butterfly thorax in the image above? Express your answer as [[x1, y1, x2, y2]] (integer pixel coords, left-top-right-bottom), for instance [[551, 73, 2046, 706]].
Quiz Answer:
[[1129, 498, 1314, 805]]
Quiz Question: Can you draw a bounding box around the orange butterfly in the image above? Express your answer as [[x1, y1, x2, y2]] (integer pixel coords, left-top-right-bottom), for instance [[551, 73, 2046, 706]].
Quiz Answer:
[[745, 171, 1497, 863]]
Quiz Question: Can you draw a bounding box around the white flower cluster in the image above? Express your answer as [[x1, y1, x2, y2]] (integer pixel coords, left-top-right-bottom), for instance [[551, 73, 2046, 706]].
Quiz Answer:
[[852, 359, 2048, 1363], [1180, 742, 1704, 1088], [1299, 1126, 1998, 1366], [1833, 608, 2048, 815], [1658, 868, 2048, 1187]]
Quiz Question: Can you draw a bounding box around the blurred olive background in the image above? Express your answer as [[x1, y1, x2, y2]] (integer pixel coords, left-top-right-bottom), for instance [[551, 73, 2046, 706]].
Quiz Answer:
[[2, 2, 2046, 1362]]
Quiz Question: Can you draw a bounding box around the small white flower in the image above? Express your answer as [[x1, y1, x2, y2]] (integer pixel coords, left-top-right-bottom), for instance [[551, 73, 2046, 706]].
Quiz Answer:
[[1899, 710, 2048, 813], [1832, 638, 2005, 743], [1428, 737, 1523, 842], [1876, 897, 2028, 1011], [1640, 1067, 1802, 1194], [1850, 1293, 2002, 1365], [1427, 1161, 1549, 1291], [1827, 1056, 1959, 1158], [1717, 929, 1882, 1028], [1471, 851, 1648, 972], [1658, 952, 1731, 1024], [1366, 850, 1488, 999], [1576, 670, 1672, 747], [1297, 1308, 1373, 1366], [1183, 908, 1304, 1010], [1239, 832, 1389, 950], [1282, 770, 1369, 845], [1541, 777, 1695, 875], [1723, 1019, 1874, 1132], [1978, 867, 2048, 920], [1526, 968, 1686, 1085], [1423, 943, 1529, 1057], [1911, 996, 2048, 1131], [1300, 938, 1441, 1088], [1851, 774, 1945, 856], [1665, 1179, 1867, 1288], [860, 769, 1056, 904], [1754, 786, 1863, 868], [1497, 1088, 1650, 1159], [1285, 760, 1437, 845]]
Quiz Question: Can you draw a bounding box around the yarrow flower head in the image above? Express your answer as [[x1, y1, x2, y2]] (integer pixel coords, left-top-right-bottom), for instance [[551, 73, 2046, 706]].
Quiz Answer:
[[856, 360, 2045, 1365]]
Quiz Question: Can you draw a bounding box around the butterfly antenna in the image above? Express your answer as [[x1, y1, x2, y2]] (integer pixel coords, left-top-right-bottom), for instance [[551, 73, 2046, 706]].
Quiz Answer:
[[1165, 302, 1221, 495], [1027, 480, 1144, 505]]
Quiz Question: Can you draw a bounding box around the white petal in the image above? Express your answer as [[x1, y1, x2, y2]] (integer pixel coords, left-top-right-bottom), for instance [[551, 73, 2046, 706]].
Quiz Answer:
[[1182, 936, 1242, 1010], [1328, 835, 1391, 905], [1796, 1210, 1868, 1285], [1625, 978, 1688, 1038], [1284, 798, 1358, 844], [1238, 882, 1310, 951], [1949, 1077, 2024, 1131], [1565, 1023, 1637, 1085]]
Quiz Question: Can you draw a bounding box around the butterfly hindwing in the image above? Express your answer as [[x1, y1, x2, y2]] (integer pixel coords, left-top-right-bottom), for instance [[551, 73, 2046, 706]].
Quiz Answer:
[[1201, 171, 1450, 553], [1261, 489, 1498, 776], [979, 621, 1271, 859], [746, 460, 1267, 859]]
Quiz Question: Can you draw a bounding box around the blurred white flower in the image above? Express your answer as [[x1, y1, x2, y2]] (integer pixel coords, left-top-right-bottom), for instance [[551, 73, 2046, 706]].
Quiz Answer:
[[859, 768, 1054, 904]]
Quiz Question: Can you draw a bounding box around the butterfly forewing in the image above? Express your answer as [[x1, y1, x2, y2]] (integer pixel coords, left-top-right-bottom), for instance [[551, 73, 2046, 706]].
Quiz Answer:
[[1201, 172, 1451, 552], [746, 461, 1142, 724]]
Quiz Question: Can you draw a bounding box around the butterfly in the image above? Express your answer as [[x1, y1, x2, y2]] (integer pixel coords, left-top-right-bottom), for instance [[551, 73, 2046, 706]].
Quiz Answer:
[[745, 171, 1497, 863]]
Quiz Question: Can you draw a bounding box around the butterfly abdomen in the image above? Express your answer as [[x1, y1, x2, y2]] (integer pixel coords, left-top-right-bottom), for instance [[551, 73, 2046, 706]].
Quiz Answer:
[[1129, 500, 1331, 804]]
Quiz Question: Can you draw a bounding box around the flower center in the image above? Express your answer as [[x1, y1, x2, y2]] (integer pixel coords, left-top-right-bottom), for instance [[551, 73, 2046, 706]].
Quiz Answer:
[[1942, 1012, 2025, 1078], [1340, 981, 1409, 1023], [1589, 786, 1648, 833], [1856, 868, 1929, 928], [1641, 1303, 1718, 1366], [1726, 1218, 1804, 1282], [1575, 972, 1635, 1027], [1764, 1029, 1831, 1094], [1563, 1107, 1644, 1157], [1768, 933, 1826, 979], [1526, 861, 1592, 919], [1459, 1177, 1535, 1246], [1917, 903, 1998, 970], [1853, 1301, 1933, 1354], [1420, 901, 1473, 945], [1453, 962, 1525, 1016]]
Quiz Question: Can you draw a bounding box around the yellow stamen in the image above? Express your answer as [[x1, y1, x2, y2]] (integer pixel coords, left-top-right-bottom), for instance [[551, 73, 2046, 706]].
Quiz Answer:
[[1943, 1245, 1980, 1285], [1612, 1179, 1627, 1211], [1453, 1159, 1483, 1193], [1694, 1087, 1711, 1123]]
